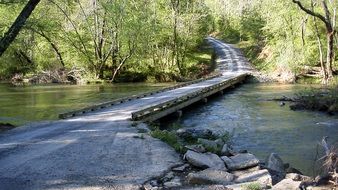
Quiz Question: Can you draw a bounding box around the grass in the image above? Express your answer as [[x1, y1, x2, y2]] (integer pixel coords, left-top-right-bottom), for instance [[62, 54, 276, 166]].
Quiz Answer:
[[150, 129, 186, 153], [242, 183, 262, 190]]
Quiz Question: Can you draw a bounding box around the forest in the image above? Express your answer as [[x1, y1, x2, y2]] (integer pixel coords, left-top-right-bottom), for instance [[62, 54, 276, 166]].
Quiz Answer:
[[0, 0, 337, 84]]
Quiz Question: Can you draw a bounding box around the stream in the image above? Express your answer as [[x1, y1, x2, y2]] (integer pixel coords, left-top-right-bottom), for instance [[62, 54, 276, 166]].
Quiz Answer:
[[0, 82, 337, 176], [162, 83, 338, 176], [0, 82, 172, 125]]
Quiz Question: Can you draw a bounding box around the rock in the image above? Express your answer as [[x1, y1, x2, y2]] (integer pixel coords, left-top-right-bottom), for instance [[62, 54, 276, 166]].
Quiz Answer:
[[221, 153, 259, 170], [186, 169, 234, 185], [185, 144, 206, 153], [162, 171, 174, 182], [215, 139, 225, 146], [231, 166, 260, 176], [177, 128, 214, 140], [172, 164, 190, 172], [226, 181, 269, 190], [266, 153, 285, 173], [286, 173, 312, 182], [150, 180, 158, 187], [135, 123, 150, 133], [143, 184, 153, 190], [286, 167, 303, 175], [179, 185, 229, 190], [221, 144, 232, 156], [163, 177, 182, 188], [272, 178, 301, 190], [184, 150, 226, 170], [239, 150, 248, 153], [198, 138, 223, 150], [234, 169, 272, 186]]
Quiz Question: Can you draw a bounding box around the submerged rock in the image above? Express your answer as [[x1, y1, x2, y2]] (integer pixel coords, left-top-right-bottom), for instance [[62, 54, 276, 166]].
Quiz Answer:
[[266, 153, 285, 174], [187, 169, 234, 185], [221, 153, 260, 170], [184, 150, 226, 170]]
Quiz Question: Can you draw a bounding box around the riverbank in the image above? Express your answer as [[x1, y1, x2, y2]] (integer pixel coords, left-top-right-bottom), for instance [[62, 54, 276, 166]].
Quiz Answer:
[[143, 123, 336, 189], [289, 86, 338, 115]]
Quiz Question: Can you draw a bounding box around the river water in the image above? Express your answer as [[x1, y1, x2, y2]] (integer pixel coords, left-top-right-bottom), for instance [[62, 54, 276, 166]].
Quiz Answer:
[[0, 82, 337, 175], [165, 83, 338, 176], [0, 82, 172, 125]]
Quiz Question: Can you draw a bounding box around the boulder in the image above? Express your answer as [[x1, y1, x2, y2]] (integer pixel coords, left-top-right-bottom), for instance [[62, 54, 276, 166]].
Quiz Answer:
[[184, 150, 226, 170], [272, 178, 301, 190], [198, 138, 223, 150], [185, 144, 206, 153], [172, 164, 190, 172], [231, 166, 260, 176], [266, 153, 285, 173], [286, 173, 312, 182], [221, 153, 259, 170], [234, 169, 272, 186], [221, 144, 232, 156], [163, 177, 182, 188], [187, 169, 234, 185], [176, 128, 214, 139], [162, 171, 174, 182]]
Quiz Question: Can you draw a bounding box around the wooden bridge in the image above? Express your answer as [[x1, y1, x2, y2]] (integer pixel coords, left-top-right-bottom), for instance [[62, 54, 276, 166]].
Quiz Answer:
[[59, 37, 253, 123], [0, 37, 254, 190]]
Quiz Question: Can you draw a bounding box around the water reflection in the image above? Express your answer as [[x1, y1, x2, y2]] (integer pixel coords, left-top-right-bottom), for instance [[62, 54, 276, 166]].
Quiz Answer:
[[0, 83, 172, 125]]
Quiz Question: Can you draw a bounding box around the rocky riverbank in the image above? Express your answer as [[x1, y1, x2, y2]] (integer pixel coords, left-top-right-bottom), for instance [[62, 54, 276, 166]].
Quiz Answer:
[[143, 125, 335, 190]]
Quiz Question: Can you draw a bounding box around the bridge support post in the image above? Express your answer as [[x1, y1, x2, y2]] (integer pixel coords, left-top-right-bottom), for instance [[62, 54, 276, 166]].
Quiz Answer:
[[175, 110, 183, 118], [202, 98, 208, 104], [219, 90, 224, 95]]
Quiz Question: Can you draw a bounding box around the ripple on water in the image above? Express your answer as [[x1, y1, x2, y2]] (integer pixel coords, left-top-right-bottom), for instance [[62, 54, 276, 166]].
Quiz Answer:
[[174, 83, 338, 176]]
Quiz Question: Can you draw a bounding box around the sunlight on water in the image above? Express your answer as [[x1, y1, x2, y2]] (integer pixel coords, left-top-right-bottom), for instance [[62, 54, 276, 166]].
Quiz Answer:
[[0, 83, 173, 125], [176, 83, 338, 176]]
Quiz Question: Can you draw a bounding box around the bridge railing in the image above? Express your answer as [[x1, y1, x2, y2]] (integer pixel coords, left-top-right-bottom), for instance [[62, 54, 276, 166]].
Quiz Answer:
[[131, 73, 247, 122], [58, 73, 222, 119]]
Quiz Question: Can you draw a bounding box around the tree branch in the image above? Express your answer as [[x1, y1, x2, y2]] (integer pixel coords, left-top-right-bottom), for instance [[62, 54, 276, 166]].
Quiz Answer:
[[292, 0, 329, 26]]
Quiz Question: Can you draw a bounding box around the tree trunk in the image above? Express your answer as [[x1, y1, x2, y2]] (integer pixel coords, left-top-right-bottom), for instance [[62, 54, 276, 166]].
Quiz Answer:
[[0, 0, 41, 57], [326, 31, 334, 78]]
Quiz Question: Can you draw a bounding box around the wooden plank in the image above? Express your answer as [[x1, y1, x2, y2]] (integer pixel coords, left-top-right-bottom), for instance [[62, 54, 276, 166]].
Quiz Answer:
[[58, 73, 222, 119], [131, 74, 247, 122]]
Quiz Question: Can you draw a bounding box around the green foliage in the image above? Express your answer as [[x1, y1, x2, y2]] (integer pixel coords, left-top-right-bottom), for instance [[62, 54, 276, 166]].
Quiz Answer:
[[242, 183, 262, 190], [150, 129, 186, 153], [0, 0, 213, 82], [1, 0, 337, 82]]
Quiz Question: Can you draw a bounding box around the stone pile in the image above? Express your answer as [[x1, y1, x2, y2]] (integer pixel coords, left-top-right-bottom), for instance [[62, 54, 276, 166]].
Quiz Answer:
[[143, 127, 314, 190]]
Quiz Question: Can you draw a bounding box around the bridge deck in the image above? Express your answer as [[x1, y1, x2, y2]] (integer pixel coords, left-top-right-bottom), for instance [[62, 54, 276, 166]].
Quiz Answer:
[[0, 37, 253, 190], [62, 37, 252, 123]]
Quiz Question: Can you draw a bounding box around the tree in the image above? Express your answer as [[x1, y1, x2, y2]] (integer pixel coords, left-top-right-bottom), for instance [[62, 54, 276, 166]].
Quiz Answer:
[[0, 0, 41, 57], [292, 0, 336, 81]]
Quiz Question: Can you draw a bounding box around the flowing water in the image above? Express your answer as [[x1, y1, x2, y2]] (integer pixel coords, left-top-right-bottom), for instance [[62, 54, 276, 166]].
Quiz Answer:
[[0, 82, 172, 126], [1, 82, 337, 175], [165, 83, 338, 176]]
